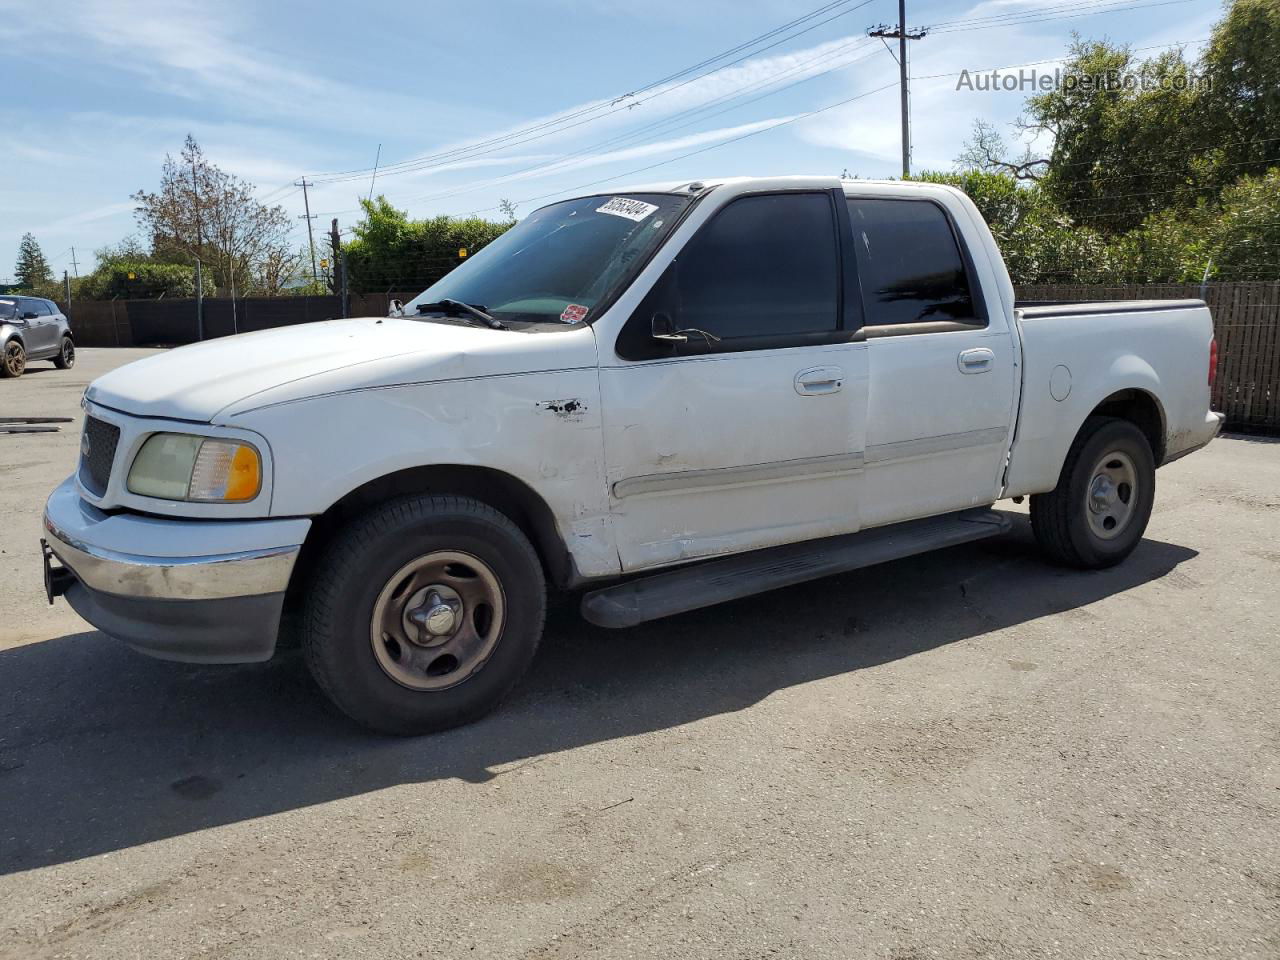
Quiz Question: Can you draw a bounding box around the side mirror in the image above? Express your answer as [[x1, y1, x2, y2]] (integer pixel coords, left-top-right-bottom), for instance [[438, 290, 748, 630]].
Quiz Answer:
[[388, 299, 405, 318], [651, 312, 686, 343]]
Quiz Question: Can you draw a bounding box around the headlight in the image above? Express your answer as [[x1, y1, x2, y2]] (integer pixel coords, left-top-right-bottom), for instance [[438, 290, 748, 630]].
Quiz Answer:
[[127, 433, 262, 502]]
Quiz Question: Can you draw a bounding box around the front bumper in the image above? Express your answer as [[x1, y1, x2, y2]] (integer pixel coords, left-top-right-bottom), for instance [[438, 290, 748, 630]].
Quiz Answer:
[[42, 476, 311, 663]]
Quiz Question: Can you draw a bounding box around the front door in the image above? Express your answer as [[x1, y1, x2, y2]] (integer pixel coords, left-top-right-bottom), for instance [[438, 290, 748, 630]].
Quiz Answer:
[[21, 298, 58, 356], [600, 190, 869, 572]]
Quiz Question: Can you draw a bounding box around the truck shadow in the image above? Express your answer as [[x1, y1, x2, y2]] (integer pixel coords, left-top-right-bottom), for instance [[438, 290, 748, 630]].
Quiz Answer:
[[0, 513, 1196, 874]]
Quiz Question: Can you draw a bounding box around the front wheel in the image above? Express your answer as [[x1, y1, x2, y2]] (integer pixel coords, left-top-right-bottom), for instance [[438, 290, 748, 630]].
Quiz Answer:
[[1030, 416, 1156, 569], [1, 340, 25, 378], [302, 495, 546, 735], [53, 337, 75, 369]]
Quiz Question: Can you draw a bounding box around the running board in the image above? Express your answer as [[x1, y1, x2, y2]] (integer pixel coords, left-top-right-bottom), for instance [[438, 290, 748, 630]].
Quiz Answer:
[[581, 508, 1011, 629]]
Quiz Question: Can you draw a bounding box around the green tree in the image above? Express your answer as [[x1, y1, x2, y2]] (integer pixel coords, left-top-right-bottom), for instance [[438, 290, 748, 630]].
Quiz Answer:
[[1023, 39, 1206, 233], [14, 233, 53, 289], [342, 196, 513, 294], [1198, 0, 1280, 189]]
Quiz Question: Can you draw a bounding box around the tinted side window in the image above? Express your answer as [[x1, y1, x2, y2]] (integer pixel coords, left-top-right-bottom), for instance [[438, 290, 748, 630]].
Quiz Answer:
[[23, 299, 51, 316], [847, 198, 979, 327], [673, 193, 839, 340]]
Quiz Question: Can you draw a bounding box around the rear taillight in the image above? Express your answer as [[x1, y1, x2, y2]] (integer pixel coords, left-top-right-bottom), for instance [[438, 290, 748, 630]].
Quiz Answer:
[[1208, 337, 1218, 388]]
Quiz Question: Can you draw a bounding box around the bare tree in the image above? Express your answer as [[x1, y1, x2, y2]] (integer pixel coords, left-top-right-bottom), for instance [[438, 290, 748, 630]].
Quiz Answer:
[[255, 247, 309, 296], [132, 135, 294, 295], [956, 120, 1049, 181]]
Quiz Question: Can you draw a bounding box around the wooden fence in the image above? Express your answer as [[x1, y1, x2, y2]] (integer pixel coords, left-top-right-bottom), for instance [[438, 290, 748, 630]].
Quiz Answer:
[[57, 281, 1279, 432]]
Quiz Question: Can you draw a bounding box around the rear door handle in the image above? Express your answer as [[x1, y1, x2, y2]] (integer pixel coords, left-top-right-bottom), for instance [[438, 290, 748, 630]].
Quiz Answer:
[[958, 348, 995, 374], [795, 365, 844, 396]]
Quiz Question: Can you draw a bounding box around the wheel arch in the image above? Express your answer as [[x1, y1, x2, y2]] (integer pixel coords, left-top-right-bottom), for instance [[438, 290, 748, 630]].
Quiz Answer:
[[1082, 386, 1167, 465], [286, 464, 576, 610]]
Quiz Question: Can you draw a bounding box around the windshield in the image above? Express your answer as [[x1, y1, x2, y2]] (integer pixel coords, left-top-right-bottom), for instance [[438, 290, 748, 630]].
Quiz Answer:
[[0, 300, 16, 320], [405, 193, 691, 326]]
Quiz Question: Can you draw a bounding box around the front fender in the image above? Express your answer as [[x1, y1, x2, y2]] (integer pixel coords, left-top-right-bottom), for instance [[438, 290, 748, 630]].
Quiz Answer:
[[229, 371, 620, 579]]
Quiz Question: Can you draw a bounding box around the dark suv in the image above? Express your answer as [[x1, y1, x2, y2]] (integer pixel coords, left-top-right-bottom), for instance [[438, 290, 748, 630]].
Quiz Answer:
[[0, 296, 74, 378]]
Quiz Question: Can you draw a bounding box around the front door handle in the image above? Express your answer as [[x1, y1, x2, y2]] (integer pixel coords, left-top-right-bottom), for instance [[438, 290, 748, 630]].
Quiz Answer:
[[795, 365, 844, 396], [958, 348, 995, 374]]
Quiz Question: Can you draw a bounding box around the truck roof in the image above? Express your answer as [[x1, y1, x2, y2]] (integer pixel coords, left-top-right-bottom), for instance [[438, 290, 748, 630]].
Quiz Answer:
[[582, 175, 959, 198]]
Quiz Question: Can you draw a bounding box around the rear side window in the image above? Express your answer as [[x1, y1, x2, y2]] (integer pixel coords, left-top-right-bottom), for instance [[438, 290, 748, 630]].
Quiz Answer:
[[673, 192, 840, 340], [847, 198, 980, 327]]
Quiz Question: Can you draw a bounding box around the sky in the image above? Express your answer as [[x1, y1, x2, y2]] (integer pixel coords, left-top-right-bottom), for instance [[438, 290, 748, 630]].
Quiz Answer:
[[0, 0, 1225, 282]]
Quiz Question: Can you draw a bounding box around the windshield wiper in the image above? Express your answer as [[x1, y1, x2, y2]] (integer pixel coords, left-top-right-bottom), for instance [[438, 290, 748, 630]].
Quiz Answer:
[[416, 299, 507, 330]]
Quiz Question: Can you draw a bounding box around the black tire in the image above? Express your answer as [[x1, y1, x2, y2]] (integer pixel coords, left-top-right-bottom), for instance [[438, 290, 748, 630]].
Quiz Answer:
[[302, 495, 546, 735], [1030, 416, 1156, 569], [1, 339, 25, 379], [53, 337, 75, 369]]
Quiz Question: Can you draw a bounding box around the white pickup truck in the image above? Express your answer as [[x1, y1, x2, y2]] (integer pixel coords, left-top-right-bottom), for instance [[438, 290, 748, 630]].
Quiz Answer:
[[42, 176, 1223, 734]]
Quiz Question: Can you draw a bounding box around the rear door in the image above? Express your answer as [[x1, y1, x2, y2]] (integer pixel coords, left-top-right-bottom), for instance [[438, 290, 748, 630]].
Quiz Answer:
[[600, 189, 869, 571], [846, 195, 1016, 528]]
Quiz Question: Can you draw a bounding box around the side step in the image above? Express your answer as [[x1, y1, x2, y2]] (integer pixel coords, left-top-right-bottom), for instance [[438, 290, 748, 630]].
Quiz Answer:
[[581, 508, 1011, 629]]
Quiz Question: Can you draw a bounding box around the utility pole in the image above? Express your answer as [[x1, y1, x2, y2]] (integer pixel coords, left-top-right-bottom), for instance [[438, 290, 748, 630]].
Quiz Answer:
[[195, 258, 204, 341], [63, 271, 71, 307], [190, 155, 204, 268], [339, 248, 349, 319], [328, 218, 343, 298], [368, 144, 382, 203], [869, 1, 927, 178], [296, 178, 318, 285], [69, 247, 80, 278]]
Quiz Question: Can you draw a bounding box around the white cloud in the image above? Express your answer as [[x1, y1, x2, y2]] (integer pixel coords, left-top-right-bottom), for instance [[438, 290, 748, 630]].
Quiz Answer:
[[37, 202, 138, 235]]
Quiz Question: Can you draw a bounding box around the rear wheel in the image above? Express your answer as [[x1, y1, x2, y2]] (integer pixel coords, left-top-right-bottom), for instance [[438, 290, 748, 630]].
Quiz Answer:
[[1, 340, 25, 378], [302, 495, 546, 735], [1030, 416, 1156, 569], [53, 337, 75, 369]]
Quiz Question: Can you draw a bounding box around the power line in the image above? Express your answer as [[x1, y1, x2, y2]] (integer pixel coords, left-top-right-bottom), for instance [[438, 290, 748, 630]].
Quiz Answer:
[[390, 38, 887, 210], [927, 0, 1197, 34], [925, 0, 1190, 30], [461, 78, 902, 217]]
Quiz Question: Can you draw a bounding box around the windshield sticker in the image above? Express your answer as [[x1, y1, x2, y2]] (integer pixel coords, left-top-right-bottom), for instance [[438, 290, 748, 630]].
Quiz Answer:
[[596, 197, 659, 222], [560, 303, 589, 324]]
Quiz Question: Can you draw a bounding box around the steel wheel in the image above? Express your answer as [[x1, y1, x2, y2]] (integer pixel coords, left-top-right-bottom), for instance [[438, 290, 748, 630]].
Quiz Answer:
[[369, 550, 506, 691], [2, 341, 25, 378], [1084, 449, 1138, 540]]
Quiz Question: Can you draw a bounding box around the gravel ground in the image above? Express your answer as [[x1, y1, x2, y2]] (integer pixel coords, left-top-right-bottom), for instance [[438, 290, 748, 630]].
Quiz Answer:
[[1, 348, 1277, 960]]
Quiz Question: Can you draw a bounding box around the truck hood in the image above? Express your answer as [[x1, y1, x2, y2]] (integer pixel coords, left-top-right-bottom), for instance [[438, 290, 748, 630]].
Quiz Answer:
[[86, 316, 599, 423]]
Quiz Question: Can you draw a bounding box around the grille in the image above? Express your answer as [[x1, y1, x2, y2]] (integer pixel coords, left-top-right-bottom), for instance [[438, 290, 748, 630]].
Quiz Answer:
[[79, 416, 120, 495]]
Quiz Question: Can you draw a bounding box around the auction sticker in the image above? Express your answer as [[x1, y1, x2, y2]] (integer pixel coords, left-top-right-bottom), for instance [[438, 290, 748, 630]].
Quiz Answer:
[[560, 303, 589, 324], [596, 197, 659, 222]]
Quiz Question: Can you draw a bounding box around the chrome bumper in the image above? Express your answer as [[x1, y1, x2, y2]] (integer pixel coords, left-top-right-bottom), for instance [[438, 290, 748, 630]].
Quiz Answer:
[[41, 475, 310, 663], [43, 516, 299, 601]]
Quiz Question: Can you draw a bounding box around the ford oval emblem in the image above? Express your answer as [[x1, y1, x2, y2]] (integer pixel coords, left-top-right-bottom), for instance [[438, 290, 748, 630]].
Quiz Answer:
[[81, 431, 91, 458]]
